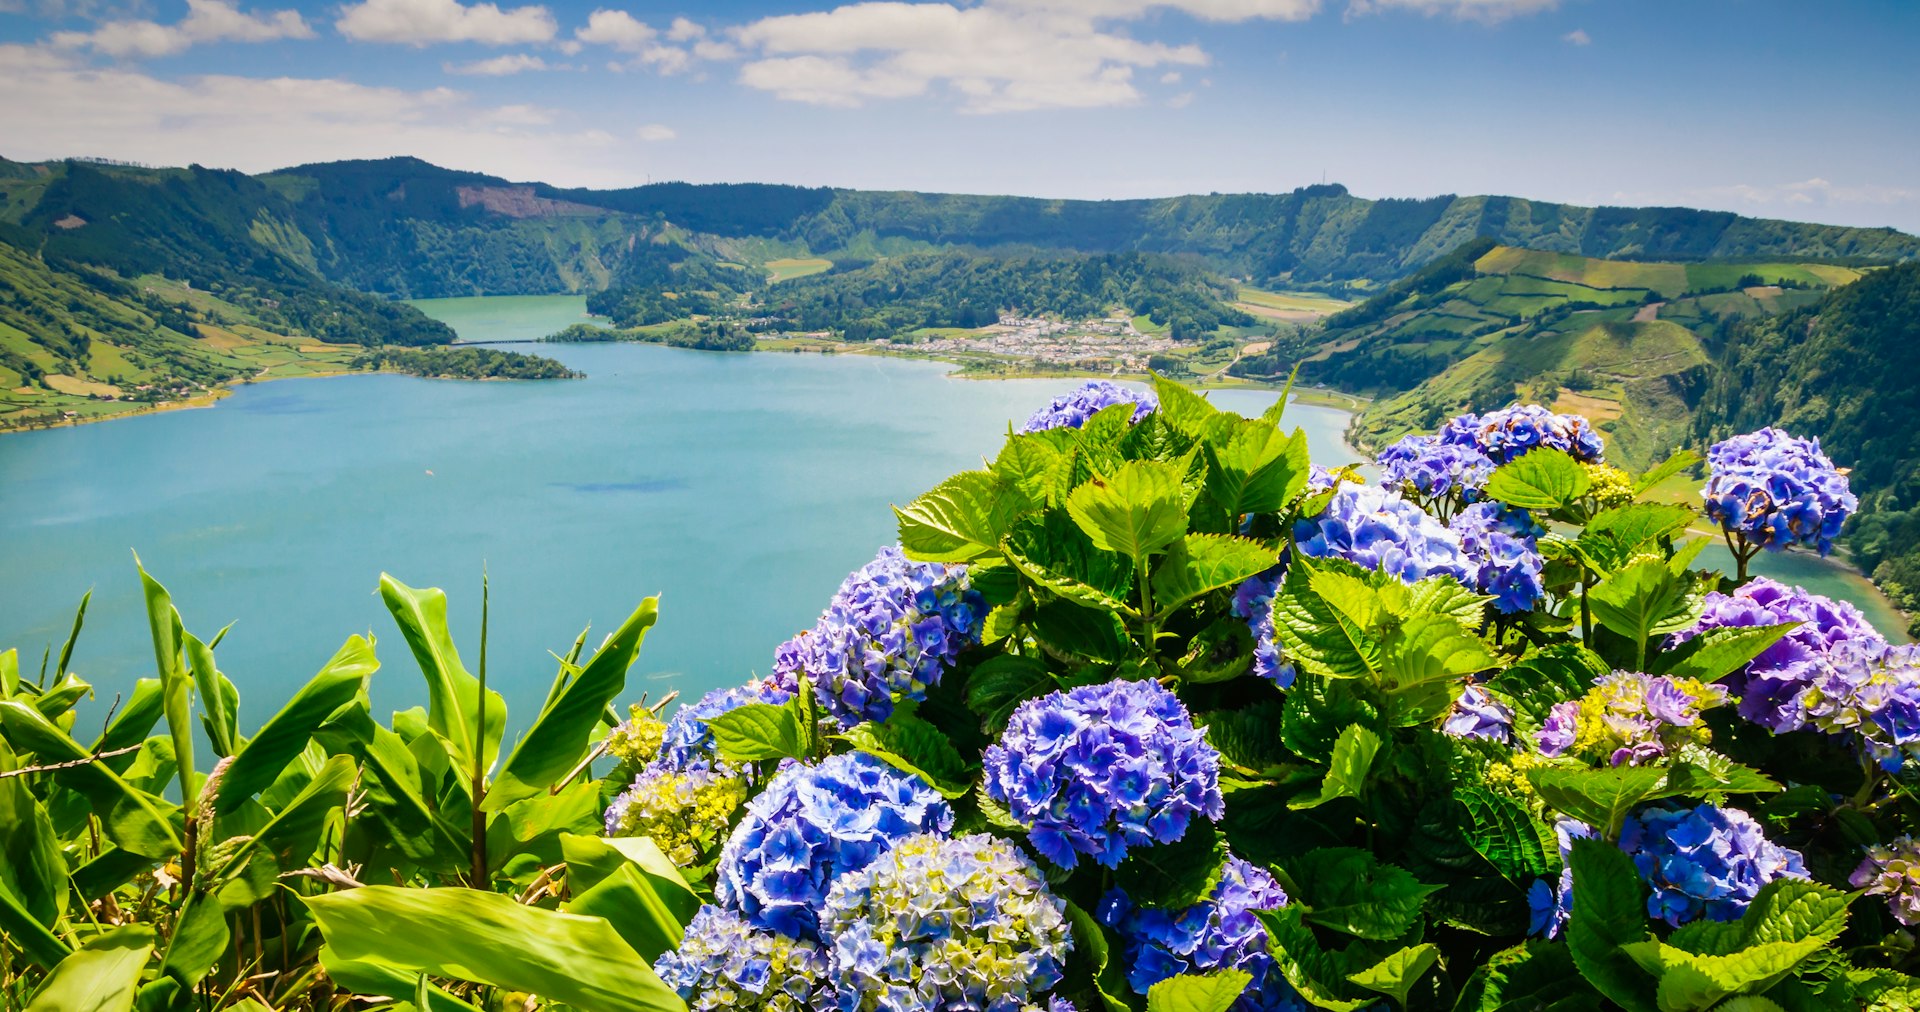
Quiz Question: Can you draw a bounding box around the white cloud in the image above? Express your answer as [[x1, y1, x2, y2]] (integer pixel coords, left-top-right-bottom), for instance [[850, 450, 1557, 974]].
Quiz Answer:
[[573, 8, 704, 72], [446, 52, 548, 74], [1561, 28, 1588, 45], [988, 0, 1319, 18], [50, 0, 312, 57], [336, 0, 556, 46], [1159, 70, 1181, 83], [1344, 0, 1560, 23], [636, 123, 676, 141], [730, 2, 1213, 112], [0, 44, 643, 186]]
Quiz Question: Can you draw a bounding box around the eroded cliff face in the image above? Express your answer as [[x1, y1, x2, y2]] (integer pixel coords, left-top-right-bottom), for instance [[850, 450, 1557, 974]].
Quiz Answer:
[[455, 185, 605, 219]]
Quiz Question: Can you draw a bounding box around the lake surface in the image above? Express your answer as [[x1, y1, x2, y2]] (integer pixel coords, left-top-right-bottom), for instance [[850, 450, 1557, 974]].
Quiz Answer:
[[0, 293, 1902, 730], [0, 295, 1362, 726]]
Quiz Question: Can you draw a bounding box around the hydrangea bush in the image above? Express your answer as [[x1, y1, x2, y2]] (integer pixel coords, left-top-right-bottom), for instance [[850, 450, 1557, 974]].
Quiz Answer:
[[616, 380, 1920, 1012]]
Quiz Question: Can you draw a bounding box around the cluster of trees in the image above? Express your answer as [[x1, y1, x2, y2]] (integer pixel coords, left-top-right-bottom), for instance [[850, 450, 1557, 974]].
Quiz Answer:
[[760, 251, 1251, 341], [546, 320, 754, 352], [350, 344, 580, 379], [1694, 262, 1920, 632], [583, 244, 758, 328]]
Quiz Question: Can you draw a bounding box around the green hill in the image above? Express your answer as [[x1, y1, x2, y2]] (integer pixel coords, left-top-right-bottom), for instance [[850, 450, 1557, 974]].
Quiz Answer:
[[1231, 240, 1871, 469]]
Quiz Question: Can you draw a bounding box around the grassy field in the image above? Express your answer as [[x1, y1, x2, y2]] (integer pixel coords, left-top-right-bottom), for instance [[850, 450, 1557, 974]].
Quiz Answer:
[[765, 257, 833, 283], [1236, 287, 1354, 314]]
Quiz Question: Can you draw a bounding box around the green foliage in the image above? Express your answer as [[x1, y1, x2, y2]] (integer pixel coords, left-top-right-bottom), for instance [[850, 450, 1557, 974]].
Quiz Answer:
[[351, 345, 580, 379]]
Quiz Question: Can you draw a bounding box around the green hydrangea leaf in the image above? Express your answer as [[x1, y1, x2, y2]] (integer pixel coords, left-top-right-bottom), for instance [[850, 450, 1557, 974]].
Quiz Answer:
[[1456, 785, 1557, 882], [896, 469, 1033, 562], [1280, 847, 1439, 941], [1290, 725, 1382, 811], [1486, 448, 1593, 512], [1066, 460, 1191, 565], [1147, 971, 1254, 1012], [1005, 511, 1138, 616], [1565, 838, 1658, 1012], [838, 713, 974, 798], [1152, 534, 1279, 617], [1653, 624, 1799, 685], [965, 654, 1056, 734], [1254, 906, 1375, 1012], [1453, 940, 1607, 1012], [1346, 943, 1438, 1007], [1203, 418, 1310, 517], [1114, 818, 1228, 909]]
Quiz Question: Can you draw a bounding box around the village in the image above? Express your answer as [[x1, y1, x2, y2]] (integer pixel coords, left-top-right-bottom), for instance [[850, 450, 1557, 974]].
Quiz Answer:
[[900, 314, 1181, 371]]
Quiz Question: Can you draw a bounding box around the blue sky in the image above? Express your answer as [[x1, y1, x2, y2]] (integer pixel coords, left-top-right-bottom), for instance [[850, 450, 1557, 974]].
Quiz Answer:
[[2, 0, 1915, 232]]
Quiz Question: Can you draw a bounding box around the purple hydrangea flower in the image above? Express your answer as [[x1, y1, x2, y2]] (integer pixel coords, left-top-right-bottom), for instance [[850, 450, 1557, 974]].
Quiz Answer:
[[1673, 577, 1884, 734], [1801, 640, 1920, 770], [1439, 405, 1606, 465], [1377, 434, 1495, 502], [821, 833, 1071, 1012], [1534, 671, 1728, 767], [1851, 836, 1920, 926], [1020, 380, 1156, 433], [1098, 855, 1288, 1001], [770, 545, 986, 726], [1527, 818, 1594, 940], [1701, 428, 1856, 556], [1230, 568, 1293, 686], [654, 904, 833, 1012], [1443, 684, 1514, 742], [1620, 804, 1809, 926], [715, 752, 953, 941], [1293, 483, 1475, 586], [1448, 502, 1545, 613], [983, 680, 1224, 870], [654, 680, 795, 775]]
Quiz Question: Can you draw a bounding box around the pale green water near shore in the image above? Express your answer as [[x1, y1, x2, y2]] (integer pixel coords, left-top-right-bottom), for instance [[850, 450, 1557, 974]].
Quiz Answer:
[[0, 293, 1901, 725]]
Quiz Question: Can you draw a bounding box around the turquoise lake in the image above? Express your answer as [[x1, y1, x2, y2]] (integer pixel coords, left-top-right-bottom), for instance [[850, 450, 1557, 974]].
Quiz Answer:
[[0, 293, 1902, 727], [0, 296, 1362, 724]]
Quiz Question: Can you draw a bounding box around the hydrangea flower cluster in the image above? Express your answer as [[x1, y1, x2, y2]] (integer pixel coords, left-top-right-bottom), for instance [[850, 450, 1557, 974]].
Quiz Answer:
[[1448, 502, 1545, 613], [984, 680, 1224, 870], [821, 833, 1071, 1012], [654, 904, 834, 1012], [771, 545, 986, 725], [1230, 569, 1292, 686], [655, 680, 795, 774], [1376, 433, 1495, 502], [1701, 427, 1857, 555], [1800, 640, 1920, 770], [1620, 804, 1809, 926], [716, 752, 954, 940], [1294, 483, 1475, 586], [1851, 836, 1920, 926], [604, 764, 751, 865], [1674, 577, 1884, 734], [1443, 684, 1514, 742], [1439, 405, 1605, 465], [1097, 856, 1289, 999], [1537, 671, 1729, 767], [604, 703, 668, 768], [1526, 818, 1593, 940], [1019, 380, 1157, 433]]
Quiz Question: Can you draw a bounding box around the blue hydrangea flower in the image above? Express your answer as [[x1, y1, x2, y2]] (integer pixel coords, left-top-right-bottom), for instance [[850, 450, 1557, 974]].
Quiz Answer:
[[1377, 434, 1495, 502], [1527, 818, 1593, 940], [1442, 684, 1513, 742], [983, 680, 1224, 870], [771, 545, 986, 725], [1230, 568, 1293, 686], [821, 833, 1072, 1012], [654, 680, 795, 775], [1701, 428, 1856, 556], [1620, 804, 1809, 926], [1851, 836, 1920, 926], [1098, 856, 1288, 1001], [715, 752, 953, 940], [1448, 502, 1545, 613], [1801, 640, 1920, 770], [1439, 405, 1605, 465], [1019, 380, 1156, 433], [1672, 577, 1884, 734], [1293, 483, 1475, 586], [654, 904, 834, 1012]]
